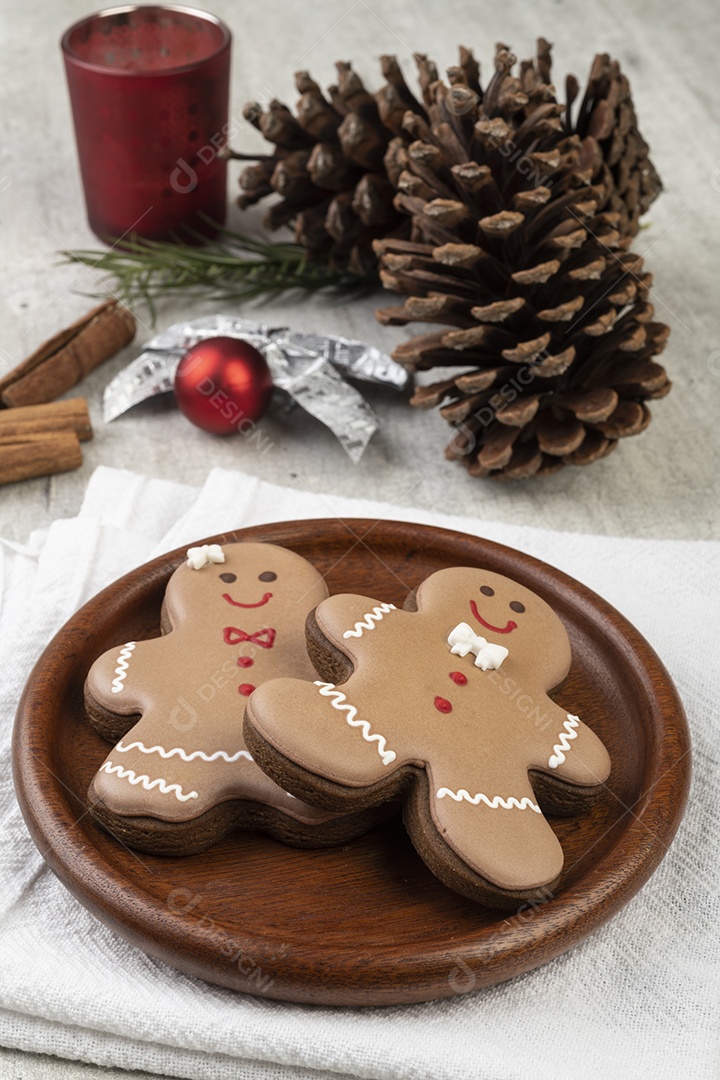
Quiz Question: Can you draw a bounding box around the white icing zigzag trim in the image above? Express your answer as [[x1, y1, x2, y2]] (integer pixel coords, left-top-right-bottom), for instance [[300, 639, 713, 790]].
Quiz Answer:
[[110, 642, 136, 694], [342, 603, 396, 639], [548, 714, 580, 769], [99, 761, 198, 802], [314, 682, 396, 765], [437, 788, 541, 813], [116, 741, 253, 764]]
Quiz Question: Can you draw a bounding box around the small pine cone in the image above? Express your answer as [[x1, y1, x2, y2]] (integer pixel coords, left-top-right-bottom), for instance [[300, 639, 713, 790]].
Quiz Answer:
[[234, 60, 425, 274], [569, 52, 662, 239], [375, 42, 669, 480]]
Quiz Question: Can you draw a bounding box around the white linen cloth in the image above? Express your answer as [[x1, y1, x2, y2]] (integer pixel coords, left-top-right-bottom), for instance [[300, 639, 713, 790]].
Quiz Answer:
[[0, 466, 717, 1080]]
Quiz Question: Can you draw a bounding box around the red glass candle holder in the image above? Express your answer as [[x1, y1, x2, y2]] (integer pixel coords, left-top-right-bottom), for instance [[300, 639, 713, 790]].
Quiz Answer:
[[62, 5, 231, 242]]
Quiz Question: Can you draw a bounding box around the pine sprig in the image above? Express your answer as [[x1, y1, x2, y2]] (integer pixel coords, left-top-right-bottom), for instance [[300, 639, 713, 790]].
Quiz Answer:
[[64, 221, 374, 322]]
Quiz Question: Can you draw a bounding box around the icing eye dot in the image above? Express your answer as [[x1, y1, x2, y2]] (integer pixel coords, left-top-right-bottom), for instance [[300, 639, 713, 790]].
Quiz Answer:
[[220, 573, 237, 583], [509, 601, 525, 614], [258, 571, 277, 582], [434, 696, 453, 714], [449, 671, 467, 686], [480, 585, 494, 597]]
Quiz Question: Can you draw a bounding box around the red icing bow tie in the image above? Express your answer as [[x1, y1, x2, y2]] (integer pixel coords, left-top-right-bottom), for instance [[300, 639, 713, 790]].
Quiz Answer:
[[223, 627, 276, 648]]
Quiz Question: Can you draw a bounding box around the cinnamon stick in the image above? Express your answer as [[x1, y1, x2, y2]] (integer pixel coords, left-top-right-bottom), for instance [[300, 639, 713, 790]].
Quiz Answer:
[[0, 300, 136, 407], [0, 432, 82, 486], [0, 397, 93, 443]]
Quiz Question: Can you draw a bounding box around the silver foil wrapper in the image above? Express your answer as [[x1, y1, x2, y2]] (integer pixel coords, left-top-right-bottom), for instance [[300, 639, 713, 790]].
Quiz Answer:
[[103, 315, 408, 463]]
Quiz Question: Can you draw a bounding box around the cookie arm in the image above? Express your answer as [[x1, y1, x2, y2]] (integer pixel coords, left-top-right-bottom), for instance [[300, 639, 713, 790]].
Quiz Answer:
[[532, 702, 611, 790], [312, 593, 407, 668], [245, 677, 399, 799], [85, 636, 162, 715]]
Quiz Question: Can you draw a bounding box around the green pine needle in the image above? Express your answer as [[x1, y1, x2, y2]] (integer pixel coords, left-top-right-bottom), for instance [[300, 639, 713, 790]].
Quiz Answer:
[[64, 220, 376, 322]]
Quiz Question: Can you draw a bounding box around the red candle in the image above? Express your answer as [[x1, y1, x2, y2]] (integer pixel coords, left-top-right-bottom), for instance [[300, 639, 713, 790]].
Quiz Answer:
[[62, 6, 231, 242]]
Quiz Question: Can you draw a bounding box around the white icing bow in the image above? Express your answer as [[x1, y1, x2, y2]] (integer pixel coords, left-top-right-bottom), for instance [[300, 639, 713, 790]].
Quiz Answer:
[[447, 622, 509, 671], [186, 544, 225, 570]]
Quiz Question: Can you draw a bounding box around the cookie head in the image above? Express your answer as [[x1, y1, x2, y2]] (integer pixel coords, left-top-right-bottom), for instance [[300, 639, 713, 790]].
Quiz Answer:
[[165, 541, 328, 629], [412, 567, 572, 689]]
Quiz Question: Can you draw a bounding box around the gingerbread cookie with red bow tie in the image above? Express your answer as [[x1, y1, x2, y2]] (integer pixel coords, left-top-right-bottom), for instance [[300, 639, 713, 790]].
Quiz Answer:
[[84, 541, 390, 854], [245, 567, 612, 908]]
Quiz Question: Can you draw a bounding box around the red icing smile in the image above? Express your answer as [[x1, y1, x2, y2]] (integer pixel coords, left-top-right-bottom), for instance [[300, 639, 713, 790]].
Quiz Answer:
[[223, 591, 273, 609], [469, 599, 517, 635]]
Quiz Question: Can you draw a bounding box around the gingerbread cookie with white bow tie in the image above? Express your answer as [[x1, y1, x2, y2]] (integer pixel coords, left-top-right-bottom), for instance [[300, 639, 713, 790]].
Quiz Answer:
[[84, 541, 390, 855], [244, 567, 612, 908]]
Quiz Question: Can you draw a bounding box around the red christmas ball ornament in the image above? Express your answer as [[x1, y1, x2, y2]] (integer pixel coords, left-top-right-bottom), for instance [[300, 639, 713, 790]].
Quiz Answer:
[[174, 336, 273, 436]]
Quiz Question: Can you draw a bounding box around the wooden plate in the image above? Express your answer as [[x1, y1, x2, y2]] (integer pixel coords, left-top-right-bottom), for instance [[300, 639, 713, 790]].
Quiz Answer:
[[13, 519, 690, 1006]]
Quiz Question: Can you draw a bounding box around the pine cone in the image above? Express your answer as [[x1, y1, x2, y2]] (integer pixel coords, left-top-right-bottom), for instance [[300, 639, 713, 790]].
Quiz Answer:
[[569, 51, 662, 239], [233, 60, 427, 274], [374, 42, 669, 479]]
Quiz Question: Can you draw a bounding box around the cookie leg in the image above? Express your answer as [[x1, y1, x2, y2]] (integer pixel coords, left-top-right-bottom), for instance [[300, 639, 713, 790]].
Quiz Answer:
[[411, 765, 566, 907]]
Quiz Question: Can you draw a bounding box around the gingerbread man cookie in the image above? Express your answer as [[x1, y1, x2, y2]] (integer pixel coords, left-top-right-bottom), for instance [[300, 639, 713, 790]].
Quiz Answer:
[[245, 567, 612, 908], [85, 541, 389, 854]]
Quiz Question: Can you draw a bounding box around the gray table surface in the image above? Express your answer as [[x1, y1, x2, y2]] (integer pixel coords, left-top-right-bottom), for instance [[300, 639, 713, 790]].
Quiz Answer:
[[1, 0, 718, 1075]]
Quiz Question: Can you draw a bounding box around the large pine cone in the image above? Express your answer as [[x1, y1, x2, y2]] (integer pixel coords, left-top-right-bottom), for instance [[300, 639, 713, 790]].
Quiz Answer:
[[374, 42, 669, 479]]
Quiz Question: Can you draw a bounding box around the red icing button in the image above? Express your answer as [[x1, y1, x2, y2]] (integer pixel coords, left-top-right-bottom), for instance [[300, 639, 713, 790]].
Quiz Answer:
[[449, 671, 467, 685], [238, 683, 256, 696], [237, 656, 254, 668], [434, 696, 452, 714]]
